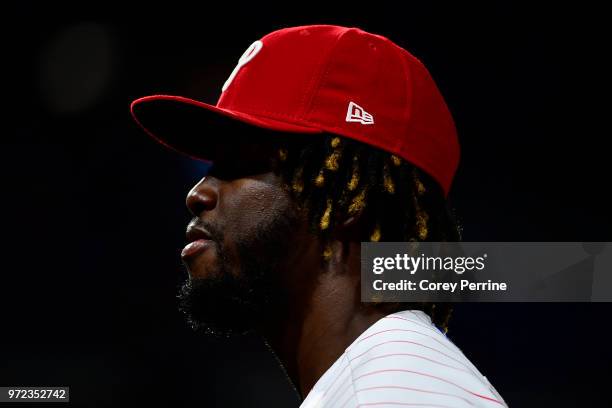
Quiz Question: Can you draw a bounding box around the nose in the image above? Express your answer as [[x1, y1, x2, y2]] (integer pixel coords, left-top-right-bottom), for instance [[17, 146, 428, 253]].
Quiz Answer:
[[186, 176, 219, 217]]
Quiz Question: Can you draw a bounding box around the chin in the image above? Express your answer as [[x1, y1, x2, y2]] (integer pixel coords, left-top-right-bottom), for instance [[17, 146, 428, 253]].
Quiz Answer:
[[183, 251, 221, 280], [177, 274, 261, 337]]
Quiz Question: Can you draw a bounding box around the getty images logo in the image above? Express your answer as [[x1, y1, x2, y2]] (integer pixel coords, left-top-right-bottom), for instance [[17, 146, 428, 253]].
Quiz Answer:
[[346, 101, 374, 125]]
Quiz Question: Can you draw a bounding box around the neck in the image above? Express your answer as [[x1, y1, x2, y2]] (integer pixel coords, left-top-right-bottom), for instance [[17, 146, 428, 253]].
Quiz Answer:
[[262, 240, 388, 399]]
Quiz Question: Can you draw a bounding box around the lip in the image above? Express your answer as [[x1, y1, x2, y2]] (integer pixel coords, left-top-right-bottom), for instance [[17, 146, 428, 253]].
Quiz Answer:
[[182, 224, 214, 259], [181, 239, 212, 259], [186, 224, 212, 242]]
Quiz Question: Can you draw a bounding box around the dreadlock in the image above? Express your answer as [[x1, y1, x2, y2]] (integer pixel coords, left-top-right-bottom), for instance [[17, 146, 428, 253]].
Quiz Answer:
[[273, 133, 461, 332]]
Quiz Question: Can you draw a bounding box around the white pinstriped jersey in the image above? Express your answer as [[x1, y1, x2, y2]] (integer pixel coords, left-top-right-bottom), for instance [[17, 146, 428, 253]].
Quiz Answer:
[[299, 310, 507, 408]]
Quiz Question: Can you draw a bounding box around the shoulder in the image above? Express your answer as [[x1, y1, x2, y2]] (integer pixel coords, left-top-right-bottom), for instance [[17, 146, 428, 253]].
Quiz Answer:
[[307, 310, 507, 408]]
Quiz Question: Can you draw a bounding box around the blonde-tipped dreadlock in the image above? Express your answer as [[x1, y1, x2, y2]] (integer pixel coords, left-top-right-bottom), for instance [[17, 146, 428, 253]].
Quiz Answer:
[[412, 170, 429, 240], [320, 199, 333, 230], [347, 187, 367, 216], [322, 243, 333, 262], [370, 223, 381, 242], [383, 162, 395, 194], [315, 169, 325, 187], [416, 210, 429, 241], [325, 150, 341, 171], [291, 166, 304, 194], [325, 137, 342, 171], [347, 156, 360, 191], [390, 154, 401, 167], [278, 148, 288, 162]]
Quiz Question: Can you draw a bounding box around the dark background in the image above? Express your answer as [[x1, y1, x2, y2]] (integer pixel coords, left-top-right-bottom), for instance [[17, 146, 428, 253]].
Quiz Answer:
[[3, 1, 610, 407]]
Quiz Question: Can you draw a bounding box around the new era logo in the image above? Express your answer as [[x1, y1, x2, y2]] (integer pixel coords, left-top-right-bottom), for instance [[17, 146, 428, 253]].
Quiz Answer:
[[346, 101, 374, 125]]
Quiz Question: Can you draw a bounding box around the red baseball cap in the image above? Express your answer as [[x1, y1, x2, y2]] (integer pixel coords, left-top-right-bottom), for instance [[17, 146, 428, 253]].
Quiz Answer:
[[130, 25, 460, 196]]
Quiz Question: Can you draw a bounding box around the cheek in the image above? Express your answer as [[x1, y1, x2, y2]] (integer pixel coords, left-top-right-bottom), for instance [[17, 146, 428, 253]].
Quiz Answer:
[[220, 175, 293, 246]]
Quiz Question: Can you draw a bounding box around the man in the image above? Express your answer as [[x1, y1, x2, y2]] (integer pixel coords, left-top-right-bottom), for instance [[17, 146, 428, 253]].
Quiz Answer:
[[131, 25, 507, 407]]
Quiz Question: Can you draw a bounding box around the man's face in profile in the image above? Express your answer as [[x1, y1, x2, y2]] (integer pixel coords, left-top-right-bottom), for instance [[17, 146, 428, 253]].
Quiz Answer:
[[178, 137, 306, 336]]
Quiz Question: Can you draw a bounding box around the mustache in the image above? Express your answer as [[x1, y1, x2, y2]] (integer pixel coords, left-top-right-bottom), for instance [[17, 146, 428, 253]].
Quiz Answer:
[[187, 218, 224, 244]]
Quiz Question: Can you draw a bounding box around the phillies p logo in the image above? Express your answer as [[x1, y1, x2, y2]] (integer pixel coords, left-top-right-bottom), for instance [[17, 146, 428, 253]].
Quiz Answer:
[[222, 40, 263, 92]]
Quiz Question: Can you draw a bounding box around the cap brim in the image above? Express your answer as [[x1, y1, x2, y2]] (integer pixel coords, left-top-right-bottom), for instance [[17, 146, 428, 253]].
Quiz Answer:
[[130, 95, 323, 163]]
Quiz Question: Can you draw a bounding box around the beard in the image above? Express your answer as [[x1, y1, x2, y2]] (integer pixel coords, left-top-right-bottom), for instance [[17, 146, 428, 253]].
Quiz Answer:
[[178, 205, 299, 337]]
